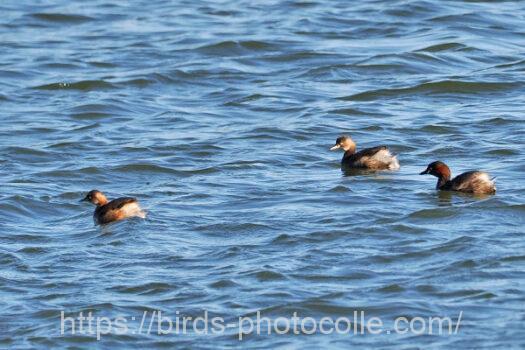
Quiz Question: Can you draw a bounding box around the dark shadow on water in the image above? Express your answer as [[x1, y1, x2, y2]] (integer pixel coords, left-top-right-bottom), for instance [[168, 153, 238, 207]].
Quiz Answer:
[[436, 190, 495, 206], [437, 190, 454, 206], [99, 223, 118, 236], [98, 217, 146, 236], [341, 167, 380, 177]]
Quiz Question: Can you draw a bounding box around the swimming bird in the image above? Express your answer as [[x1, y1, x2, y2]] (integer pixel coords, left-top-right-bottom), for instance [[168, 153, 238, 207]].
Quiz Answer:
[[420, 161, 496, 194], [80, 190, 146, 225], [330, 135, 400, 170]]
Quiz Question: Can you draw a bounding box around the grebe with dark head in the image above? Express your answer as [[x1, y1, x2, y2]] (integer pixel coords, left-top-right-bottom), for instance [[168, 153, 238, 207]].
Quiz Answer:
[[420, 161, 496, 194]]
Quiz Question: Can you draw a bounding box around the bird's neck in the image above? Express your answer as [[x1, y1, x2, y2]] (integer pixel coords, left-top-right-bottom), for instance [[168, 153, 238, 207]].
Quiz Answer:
[[436, 175, 451, 190], [343, 144, 356, 157], [97, 197, 108, 206]]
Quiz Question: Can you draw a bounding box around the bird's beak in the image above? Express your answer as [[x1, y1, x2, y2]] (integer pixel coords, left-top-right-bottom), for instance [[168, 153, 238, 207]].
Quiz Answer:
[[330, 144, 341, 151], [420, 168, 430, 175]]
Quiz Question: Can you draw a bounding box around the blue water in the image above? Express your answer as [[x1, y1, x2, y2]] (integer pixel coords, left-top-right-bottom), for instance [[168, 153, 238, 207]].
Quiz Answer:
[[1, 0, 524, 348]]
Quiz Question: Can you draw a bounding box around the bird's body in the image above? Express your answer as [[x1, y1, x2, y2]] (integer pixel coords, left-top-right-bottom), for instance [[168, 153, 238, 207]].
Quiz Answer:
[[81, 190, 146, 225], [420, 161, 495, 194], [331, 136, 399, 170]]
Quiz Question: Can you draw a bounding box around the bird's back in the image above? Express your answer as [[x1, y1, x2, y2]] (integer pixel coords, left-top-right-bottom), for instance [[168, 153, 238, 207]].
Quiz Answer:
[[343, 146, 399, 170], [94, 197, 144, 225], [448, 171, 496, 194]]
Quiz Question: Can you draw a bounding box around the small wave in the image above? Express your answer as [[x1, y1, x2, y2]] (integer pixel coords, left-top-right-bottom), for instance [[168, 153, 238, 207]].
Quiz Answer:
[[200, 7, 241, 17], [262, 50, 333, 63], [302, 230, 350, 243], [240, 40, 281, 51], [30, 13, 94, 23], [195, 222, 273, 234], [328, 185, 351, 192], [68, 102, 132, 115], [39, 62, 81, 69], [0, 251, 26, 268], [408, 207, 458, 219], [418, 124, 457, 134], [288, 1, 318, 8], [116, 73, 177, 87], [112, 163, 180, 175], [109, 282, 172, 295], [224, 93, 274, 106], [17, 247, 47, 254], [295, 270, 373, 281], [69, 112, 112, 120], [248, 270, 287, 281], [33, 80, 116, 91], [480, 116, 517, 125], [492, 59, 525, 72], [118, 78, 153, 87], [429, 12, 484, 25], [195, 40, 280, 56], [208, 279, 238, 289], [484, 148, 519, 156], [219, 160, 267, 170], [87, 61, 118, 68], [0, 69, 30, 79], [377, 284, 405, 293], [271, 234, 298, 245], [5, 146, 49, 156], [328, 108, 379, 116], [340, 80, 520, 101], [500, 255, 525, 263], [195, 40, 242, 53], [242, 126, 298, 140], [416, 42, 467, 52], [39, 166, 101, 178]]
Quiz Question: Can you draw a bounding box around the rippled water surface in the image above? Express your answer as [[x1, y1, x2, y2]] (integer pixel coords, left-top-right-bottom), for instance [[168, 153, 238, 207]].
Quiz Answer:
[[1, 0, 525, 348]]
